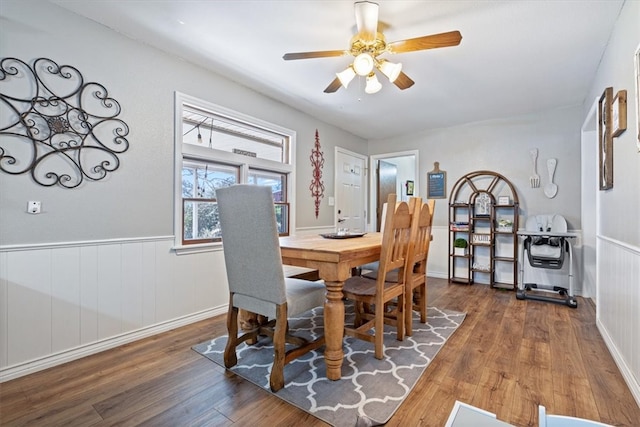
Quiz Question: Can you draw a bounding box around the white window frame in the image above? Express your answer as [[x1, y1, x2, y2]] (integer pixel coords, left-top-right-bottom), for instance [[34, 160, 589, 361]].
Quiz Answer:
[[173, 92, 296, 254]]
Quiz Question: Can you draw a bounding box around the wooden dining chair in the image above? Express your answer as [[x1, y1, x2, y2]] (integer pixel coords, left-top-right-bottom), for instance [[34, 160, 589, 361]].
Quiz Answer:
[[342, 193, 411, 359], [361, 198, 434, 336], [403, 199, 434, 336], [360, 197, 421, 282], [216, 184, 326, 392]]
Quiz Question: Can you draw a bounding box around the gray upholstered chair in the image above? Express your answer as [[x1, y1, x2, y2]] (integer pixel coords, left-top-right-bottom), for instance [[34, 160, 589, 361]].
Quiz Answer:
[[216, 184, 326, 391]]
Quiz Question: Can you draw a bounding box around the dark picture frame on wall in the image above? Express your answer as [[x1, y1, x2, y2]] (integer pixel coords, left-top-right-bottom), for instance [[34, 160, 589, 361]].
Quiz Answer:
[[598, 86, 614, 190], [406, 180, 414, 196]]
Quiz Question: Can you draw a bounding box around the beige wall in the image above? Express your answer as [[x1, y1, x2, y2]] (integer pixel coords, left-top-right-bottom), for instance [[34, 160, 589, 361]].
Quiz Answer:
[[368, 105, 583, 230], [0, 0, 365, 378], [0, 0, 366, 247]]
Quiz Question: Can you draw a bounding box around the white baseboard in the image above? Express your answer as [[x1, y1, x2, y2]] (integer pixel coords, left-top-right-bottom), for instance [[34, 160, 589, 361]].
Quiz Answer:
[[429, 271, 448, 279], [0, 305, 227, 383], [597, 318, 640, 407]]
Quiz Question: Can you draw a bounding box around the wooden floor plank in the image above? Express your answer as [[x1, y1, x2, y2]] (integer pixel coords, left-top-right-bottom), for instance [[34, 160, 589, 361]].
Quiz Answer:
[[1, 278, 639, 427], [471, 368, 518, 421], [91, 358, 223, 423]]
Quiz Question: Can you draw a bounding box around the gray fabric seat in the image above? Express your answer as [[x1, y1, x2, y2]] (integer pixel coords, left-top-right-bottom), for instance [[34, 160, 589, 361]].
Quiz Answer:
[[216, 184, 326, 391]]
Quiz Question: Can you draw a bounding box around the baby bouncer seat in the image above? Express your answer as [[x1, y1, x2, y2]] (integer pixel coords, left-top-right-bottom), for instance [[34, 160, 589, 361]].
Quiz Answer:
[[517, 214, 578, 308]]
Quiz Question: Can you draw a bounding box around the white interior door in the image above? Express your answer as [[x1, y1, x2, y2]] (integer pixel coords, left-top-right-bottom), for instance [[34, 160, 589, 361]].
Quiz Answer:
[[335, 148, 367, 232]]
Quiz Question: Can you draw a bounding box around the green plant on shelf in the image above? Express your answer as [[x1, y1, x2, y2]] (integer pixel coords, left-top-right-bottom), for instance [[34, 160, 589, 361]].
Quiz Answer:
[[453, 238, 468, 248], [453, 238, 468, 256]]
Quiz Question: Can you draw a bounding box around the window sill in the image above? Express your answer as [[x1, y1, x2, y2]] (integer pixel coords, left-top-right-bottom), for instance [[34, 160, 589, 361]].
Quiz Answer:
[[173, 241, 223, 255]]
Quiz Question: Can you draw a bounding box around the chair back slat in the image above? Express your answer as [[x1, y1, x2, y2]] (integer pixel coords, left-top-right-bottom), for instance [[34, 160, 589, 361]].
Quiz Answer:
[[412, 200, 434, 270], [378, 195, 412, 283]]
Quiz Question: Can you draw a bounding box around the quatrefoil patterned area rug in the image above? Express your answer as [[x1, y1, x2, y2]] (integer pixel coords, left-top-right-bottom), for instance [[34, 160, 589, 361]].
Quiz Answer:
[[193, 302, 465, 427]]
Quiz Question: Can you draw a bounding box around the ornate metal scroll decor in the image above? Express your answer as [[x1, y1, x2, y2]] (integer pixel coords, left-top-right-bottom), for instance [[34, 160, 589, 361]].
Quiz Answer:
[[309, 129, 325, 219], [0, 57, 130, 188]]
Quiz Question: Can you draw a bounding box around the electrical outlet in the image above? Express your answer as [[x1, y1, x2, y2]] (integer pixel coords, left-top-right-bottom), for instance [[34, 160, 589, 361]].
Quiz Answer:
[[28, 201, 41, 214]]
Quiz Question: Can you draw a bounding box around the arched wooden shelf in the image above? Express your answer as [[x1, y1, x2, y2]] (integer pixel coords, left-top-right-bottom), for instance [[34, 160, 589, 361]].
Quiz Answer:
[[448, 170, 520, 289]]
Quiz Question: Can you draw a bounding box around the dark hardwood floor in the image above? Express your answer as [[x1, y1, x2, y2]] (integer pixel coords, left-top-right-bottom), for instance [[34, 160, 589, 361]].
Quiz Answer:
[[1, 277, 638, 426]]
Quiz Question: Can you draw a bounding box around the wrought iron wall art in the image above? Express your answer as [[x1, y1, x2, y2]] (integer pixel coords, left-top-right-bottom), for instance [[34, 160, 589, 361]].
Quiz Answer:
[[0, 57, 130, 188], [309, 129, 325, 219]]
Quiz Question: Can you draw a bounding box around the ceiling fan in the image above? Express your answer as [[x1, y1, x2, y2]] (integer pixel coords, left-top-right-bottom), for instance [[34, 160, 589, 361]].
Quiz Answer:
[[283, 1, 462, 94]]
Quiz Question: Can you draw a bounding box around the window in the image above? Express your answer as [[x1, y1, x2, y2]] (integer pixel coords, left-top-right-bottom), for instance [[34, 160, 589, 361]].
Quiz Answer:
[[249, 168, 289, 235], [174, 92, 295, 250]]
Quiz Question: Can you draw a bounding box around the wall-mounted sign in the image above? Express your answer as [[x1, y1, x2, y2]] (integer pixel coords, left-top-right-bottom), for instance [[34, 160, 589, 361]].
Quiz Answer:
[[232, 148, 257, 157], [427, 162, 447, 199]]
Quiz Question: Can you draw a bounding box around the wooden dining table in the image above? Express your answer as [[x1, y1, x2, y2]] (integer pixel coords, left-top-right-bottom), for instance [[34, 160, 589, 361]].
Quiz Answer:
[[279, 232, 382, 380]]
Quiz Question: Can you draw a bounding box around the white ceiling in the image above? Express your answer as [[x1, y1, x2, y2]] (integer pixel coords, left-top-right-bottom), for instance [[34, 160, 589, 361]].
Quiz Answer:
[[50, 0, 623, 140]]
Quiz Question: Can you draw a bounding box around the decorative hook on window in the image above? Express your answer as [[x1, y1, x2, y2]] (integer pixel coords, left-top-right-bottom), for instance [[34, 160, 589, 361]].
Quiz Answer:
[[0, 57, 130, 188]]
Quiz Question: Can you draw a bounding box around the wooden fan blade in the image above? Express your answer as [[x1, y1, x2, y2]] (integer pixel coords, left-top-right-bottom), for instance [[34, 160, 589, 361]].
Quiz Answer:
[[354, 1, 378, 42], [393, 71, 415, 90], [388, 30, 462, 54], [324, 77, 343, 93], [283, 50, 347, 60]]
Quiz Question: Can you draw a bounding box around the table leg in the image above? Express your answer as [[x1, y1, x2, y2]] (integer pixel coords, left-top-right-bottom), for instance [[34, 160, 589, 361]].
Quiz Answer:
[[323, 280, 345, 380]]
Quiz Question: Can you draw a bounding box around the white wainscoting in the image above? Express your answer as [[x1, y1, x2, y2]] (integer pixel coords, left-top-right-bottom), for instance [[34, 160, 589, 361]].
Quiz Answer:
[[428, 226, 449, 279], [596, 236, 640, 406], [0, 237, 229, 382]]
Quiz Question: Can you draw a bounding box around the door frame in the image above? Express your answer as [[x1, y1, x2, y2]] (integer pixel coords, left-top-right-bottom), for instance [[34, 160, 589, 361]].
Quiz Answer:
[[334, 147, 368, 231], [580, 97, 600, 305], [369, 150, 419, 232]]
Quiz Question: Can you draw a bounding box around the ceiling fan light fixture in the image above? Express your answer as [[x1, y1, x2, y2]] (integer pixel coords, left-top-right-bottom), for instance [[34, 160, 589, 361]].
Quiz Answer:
[[353, 52, 375, 76], [336, 66, 356, 88], [365, 72, 382, 94], [377, 59, 402, 83]]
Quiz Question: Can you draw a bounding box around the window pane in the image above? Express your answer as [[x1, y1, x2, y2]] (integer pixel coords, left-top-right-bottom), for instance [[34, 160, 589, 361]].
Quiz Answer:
[[275, 203, 289, 235], [182, 162, 237, 198], [182, 106, 288, 163], [183, 200, 222, 241], [249, 169, 286, 202], [182, 162, 237, 243]]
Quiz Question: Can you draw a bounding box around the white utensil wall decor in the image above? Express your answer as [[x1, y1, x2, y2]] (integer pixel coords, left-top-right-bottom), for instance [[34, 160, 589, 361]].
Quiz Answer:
[[527, 149, 559, 198], [529, 148, 540, 188], [544, 158, 558, 198]]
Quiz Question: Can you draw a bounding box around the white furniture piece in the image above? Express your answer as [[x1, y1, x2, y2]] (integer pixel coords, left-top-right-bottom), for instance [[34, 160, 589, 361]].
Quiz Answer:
[[517, 214, 578, 308], [539, 405, 613, 427], [444, 402, 614, 427], [444, 401, 512, 427]]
